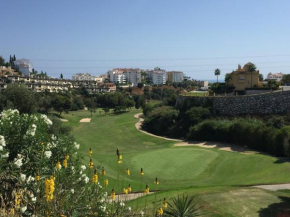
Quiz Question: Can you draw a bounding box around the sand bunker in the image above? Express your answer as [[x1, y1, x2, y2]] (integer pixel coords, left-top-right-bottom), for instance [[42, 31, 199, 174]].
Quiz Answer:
[[174, 141, 258, 154], [80, 118, 91, 123]]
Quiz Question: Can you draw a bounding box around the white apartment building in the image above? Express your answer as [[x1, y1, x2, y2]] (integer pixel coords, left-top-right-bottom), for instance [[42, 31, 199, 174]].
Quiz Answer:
[[168, 71, 184, 83], [108, 68, 141, 85], [152, 71, 167, 85], [147, 68, 167, 85], [126, 70, 141, 85], [267, 72, 285, 81], [13, 59, 33, 77], [108, 70, 126, 84]]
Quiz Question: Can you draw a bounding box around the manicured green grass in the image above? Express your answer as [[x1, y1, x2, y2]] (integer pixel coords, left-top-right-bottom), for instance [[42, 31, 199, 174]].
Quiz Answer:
[[63, 109, 290, 189], [62, 109, 290, 215], [132, 186, 290, 217]]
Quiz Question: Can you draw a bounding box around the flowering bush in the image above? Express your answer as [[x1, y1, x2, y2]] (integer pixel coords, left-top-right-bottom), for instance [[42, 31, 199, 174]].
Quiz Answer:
[[0, 109, 182, 216], [0, 109, 112, 216]]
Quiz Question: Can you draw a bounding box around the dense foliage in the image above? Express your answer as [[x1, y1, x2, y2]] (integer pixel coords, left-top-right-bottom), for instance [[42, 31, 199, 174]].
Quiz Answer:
[[187, 118, 290, 157]]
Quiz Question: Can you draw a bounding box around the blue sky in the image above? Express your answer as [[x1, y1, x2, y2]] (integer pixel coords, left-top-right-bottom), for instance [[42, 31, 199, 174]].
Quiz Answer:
[[1, 0, 290, 80]]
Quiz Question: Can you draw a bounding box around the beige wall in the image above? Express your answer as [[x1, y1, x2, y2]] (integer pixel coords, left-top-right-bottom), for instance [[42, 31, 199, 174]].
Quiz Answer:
[[231, 72, 259, 91]]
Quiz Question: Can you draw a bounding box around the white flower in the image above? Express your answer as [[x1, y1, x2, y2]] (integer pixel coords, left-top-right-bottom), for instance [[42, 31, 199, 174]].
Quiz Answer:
[[0, 145, 3, 151], [71, 189, 74, 194], [41, 114, 53, 125], [31, 197, 36, 202], [1, 152, 9, 158], [20, 173, 26, 182], [100, 206, 106, 211], [140, 211, 144, 216], [84, 176, 89, 184], [82, 174, 86, 177], [37, 188, 40, 193], [128, 207, 131, 212], [74, 142, 80, 149], [0, 135, 5, 146], [120, 201, 125, 207], [14, 158, 23, 168], [80, 170, 83, 175], [27, 176, 35, 184], [44, 151, 52, 159], [81, 165, 86, 171], [21, 206, 27, 213]]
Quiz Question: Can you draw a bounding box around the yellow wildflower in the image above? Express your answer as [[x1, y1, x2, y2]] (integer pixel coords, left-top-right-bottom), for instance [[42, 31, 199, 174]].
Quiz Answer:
[[117, 154, 122, 164], [93, 169, 98, 184], [35, 174, 40, 181], [40, 142, 45, 145], [101, 167, 105, 176], [45, 175, 55, 202], [15, 193, 21, 208], [155, 177, 159, 185], [89, 148, 92, 157], [63, 159, 67, 168], [126, 168, 130, 176], [144, 184, 149, 194], [104, 179, 109, 187], [56, 161, 61, 170], [111, 189, 115, 200], [128, 184, 132, 192], [65, 155, 69, 160], [10, 209, 15, 215], [157, 207, 163, 216], [89, 158, 93, 169], [123, 188, 128, 194], [163, 198, 167, 208], [140, 168, 144, 176]]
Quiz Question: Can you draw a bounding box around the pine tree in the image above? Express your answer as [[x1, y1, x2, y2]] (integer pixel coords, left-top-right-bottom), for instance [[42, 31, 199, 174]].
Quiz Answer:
[[13, 55, 16, 61], [60, 73, 63, 79]]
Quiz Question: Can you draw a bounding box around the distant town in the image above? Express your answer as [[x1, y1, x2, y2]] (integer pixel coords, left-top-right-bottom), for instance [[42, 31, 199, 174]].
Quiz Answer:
[[0, 56, 289, 96]]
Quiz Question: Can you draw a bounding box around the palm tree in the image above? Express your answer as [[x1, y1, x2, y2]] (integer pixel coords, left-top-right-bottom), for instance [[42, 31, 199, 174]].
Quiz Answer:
[[248, 64, 257, 88], [163, 194, 202, 217], [214, 69, 221, 83]]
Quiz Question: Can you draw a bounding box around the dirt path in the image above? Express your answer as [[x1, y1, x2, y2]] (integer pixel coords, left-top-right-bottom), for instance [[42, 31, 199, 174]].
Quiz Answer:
[[253, 184, 290, 191], [134, 113, 182, 142], [108, 192, 154, 202]]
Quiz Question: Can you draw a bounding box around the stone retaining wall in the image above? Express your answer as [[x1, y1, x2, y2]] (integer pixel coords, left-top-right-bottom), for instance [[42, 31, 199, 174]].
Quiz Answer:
[[176, 90, 290, 116]]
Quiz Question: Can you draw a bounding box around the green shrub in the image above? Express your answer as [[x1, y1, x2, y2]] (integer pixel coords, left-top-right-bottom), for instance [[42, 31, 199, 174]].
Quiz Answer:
[[187, 118, 290, 157]]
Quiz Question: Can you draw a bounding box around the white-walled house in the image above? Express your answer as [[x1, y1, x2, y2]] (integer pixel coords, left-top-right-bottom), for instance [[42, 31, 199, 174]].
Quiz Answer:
[[13, 59, 33, 77], [267, 72, 285, 81], [72, 73, 103, 82]]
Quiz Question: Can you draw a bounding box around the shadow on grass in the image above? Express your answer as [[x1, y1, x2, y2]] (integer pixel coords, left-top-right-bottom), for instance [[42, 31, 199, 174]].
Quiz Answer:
[[259, 196, 290, 217], [110, 111, 130, 116], [274, 158, 290, 164]]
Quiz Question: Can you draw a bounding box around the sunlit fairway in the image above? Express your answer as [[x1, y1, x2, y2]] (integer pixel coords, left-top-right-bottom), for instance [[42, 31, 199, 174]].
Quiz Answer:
[[62, 109, 290, 216]]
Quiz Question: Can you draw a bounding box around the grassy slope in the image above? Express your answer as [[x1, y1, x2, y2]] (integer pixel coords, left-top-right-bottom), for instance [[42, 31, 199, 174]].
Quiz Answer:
[[62, 109, 290, 216]]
